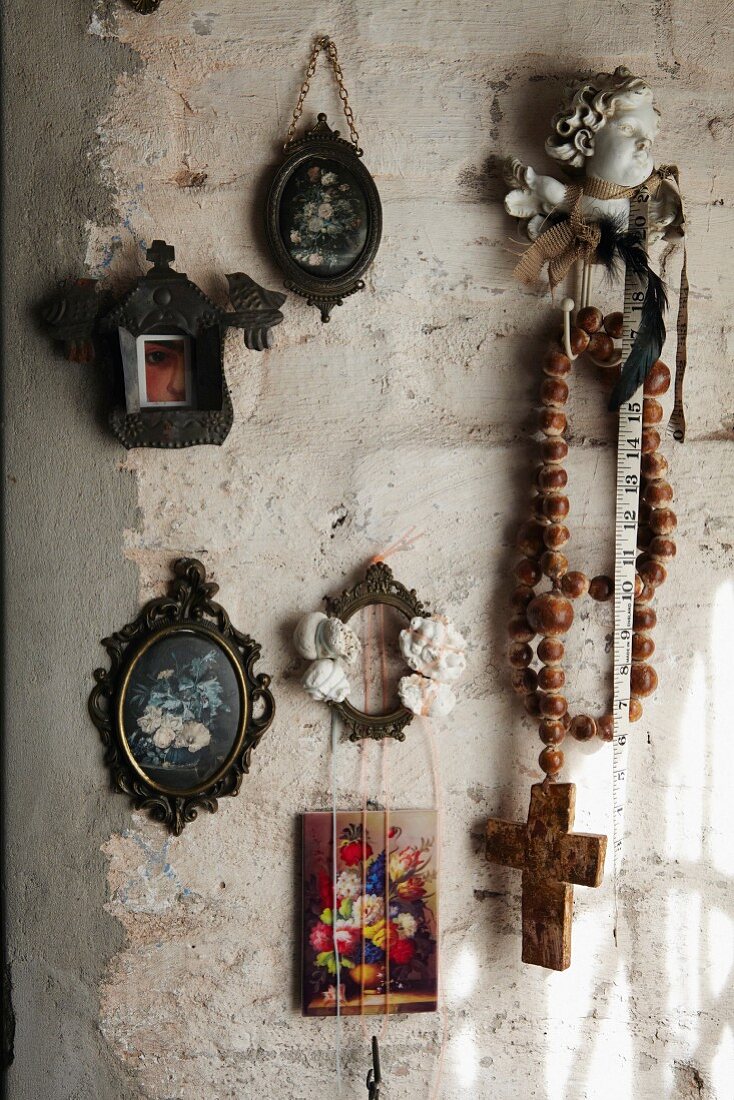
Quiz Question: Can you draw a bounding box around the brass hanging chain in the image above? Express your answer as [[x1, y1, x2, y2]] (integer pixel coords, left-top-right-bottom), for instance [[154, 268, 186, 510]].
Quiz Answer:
[[284, 36, 361, 152]]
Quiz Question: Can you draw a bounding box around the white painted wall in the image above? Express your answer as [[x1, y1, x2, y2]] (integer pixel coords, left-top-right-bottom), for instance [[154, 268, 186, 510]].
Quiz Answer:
[[88, 1, 733, 1096]]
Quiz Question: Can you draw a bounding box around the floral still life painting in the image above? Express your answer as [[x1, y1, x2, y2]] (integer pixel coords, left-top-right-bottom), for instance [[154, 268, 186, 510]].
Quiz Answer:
[[302, 810, 439, 1016], [280, 158, 368, 278], [121, 632, 242, 793]]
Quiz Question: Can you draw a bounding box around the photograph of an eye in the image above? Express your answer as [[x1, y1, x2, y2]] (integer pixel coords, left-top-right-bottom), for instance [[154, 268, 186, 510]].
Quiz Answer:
[[136, 334, 192, 407]]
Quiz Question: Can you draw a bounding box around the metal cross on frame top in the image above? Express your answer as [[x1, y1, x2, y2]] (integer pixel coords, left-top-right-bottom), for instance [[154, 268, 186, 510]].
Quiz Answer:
[[486, 783, 607, 971]]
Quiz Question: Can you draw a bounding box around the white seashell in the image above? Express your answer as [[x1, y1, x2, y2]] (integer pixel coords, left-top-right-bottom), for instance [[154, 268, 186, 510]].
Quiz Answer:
[[293, 612, 329, 660], [302, 659, 351, 704], [399, 615, 467, 684], [315, 617, 361, 665], [398, 674, 456, 719]]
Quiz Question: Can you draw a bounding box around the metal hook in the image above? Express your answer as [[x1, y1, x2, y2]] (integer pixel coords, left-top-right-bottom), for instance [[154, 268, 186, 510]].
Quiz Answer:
[[366, 1036, 381, 1099]]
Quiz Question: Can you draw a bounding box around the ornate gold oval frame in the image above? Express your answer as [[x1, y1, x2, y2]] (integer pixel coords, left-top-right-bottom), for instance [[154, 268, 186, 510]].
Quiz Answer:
[[325, 561, 429, 742], [89, 558, 274, 834]]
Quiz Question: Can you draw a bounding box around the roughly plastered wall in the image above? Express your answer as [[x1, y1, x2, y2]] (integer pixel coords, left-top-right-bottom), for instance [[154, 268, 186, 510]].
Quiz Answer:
[[6, 0, 734, 1097]]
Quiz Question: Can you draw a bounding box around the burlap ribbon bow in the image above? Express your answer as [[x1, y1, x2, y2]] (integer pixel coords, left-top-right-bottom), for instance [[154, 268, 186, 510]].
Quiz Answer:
[[513, 171, 663, 289]]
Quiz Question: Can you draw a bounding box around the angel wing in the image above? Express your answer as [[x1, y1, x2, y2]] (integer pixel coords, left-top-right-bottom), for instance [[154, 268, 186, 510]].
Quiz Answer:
[[40, 278, 99, 363], [226, 273, 286, 351]]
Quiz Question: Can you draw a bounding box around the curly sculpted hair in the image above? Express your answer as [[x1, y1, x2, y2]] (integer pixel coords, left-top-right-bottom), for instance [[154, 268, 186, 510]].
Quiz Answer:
[[545, 66, 654, 169]]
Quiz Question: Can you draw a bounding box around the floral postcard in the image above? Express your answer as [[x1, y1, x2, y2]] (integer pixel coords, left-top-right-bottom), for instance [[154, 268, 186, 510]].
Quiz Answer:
[[302, 810, 439, 1016]]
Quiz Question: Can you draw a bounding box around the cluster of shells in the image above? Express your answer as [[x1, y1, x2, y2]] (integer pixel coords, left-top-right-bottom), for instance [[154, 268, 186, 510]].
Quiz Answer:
[[294, 613, 362, 702], [397, 615, 468, 718]]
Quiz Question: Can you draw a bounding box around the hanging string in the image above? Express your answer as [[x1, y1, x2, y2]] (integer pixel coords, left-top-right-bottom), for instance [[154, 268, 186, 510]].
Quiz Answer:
[[331, 708, 343, 1099], [424, 717, 449, 1100]]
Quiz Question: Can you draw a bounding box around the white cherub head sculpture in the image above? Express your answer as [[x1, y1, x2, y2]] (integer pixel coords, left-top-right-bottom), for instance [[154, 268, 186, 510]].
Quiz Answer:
[[505, 65, 680, 244], [546, 66, 658, 188]]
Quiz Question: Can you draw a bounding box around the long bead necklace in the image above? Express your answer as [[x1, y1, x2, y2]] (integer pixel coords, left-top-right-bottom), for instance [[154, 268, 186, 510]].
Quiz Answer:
[[507, 306, 676, 776]]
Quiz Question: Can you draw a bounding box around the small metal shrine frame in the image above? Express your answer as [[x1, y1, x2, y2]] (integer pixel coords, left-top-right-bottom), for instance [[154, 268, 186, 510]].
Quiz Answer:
[[266, 113, 382, 322], [326, 562, 429, 742], [89, 558, 275, 834], [41, 240, 285, 449]]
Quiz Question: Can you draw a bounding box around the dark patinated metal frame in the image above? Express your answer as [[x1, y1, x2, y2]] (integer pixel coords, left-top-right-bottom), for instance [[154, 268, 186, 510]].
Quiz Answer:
[[128, 0, 162, 12], [266, 114, 382, 322], [89, 558, 275, 834], [41, 240, 285, 449], [325, 561, 429, 742]]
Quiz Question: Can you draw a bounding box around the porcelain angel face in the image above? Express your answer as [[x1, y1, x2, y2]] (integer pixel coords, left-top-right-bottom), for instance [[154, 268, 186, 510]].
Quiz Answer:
[[505, 66, 682, 242]]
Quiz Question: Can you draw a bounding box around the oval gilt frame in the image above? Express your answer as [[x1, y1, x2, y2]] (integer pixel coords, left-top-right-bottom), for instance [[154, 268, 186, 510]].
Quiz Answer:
[[266, 114, 382, 322], [325, 561, 429, 742], [89, 558, 275, 834]]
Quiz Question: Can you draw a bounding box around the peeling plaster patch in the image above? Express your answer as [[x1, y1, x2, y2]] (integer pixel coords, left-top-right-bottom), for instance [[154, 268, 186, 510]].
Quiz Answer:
[[192, 13, 216, 36]]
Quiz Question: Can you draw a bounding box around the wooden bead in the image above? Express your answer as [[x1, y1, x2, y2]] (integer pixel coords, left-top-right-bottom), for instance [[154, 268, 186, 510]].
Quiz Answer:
[[540, 378, 569, 407], [510, 584, 535, 613], [537, 638, 564, 666], [643, 360, 671, 396], [539, 720, 565, 745], [561, 571, 589, 599], [641, 428, 661, 454], [638, 582, 656, 603], [538, 666, 565, 692], [516, 521, 546, 558], [509, 642, 533, 668], [604, 311, 624, 339], [543, 524, 570, 550], [515, 558, 542, 586], [527, 592, 574, 637], [539, 409, 567, 437], [637, 556, 667, 588], [587, 332, 616, 362], [541, 551, 568, 580], [541, 439, 569, 464], [633, 604, 657, 631], [589, 575, 613, 602], [631, 662, 658, 698], [576, 306, 603, 334], [539, 746, 564, 776], [634, 573, 644, 598], [544, 350, 572, 378], [508, 615, 534, 642], [536, 465, 568, 492], [641, 452, 668, 480], [649, 507, 677, 536], [643, 398, 663, 425], [523, 692, 542, 717], [629, 698, 643, 722], [532, 496, 549, 523], [568, 326, 590, 355], [539, 693, 568, 719], [542, 494, 570, 522], [569, 715, 596, 742], [632, 633, 655, 661], [597, 714, 614, 742], [512, 668, 538, 695], [644, 480, 673, 507], [649, 536, 676, 561]]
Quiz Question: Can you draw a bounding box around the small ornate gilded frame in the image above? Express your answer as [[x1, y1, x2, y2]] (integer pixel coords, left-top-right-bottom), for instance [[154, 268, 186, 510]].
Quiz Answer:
[[89, 558, 274, 834], [266, 114, 382, 322], [325, 561, 429, 742]]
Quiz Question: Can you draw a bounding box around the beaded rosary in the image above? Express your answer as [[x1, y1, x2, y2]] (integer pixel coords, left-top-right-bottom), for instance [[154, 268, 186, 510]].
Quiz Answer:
[[485, 66, 684, 971]]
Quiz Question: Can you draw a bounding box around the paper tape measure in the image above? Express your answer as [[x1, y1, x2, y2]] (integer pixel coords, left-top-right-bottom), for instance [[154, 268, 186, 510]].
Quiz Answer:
[[612, 188, 649, 910]]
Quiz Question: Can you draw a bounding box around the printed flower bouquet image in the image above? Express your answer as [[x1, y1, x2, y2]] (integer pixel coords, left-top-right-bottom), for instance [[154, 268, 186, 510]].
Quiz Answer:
[[121, 632, 243, 793], [302, 810, 438, 1015], [281, 160, 368, 278]]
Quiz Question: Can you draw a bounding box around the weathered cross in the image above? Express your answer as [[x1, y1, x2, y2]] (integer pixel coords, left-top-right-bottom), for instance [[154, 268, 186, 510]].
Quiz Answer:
[[146, 239, 176, 270], [486, 782, 607, 971]]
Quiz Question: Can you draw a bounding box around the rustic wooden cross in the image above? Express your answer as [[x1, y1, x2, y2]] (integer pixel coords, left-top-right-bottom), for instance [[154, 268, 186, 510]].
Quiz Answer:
[[486, 782, 607, 971]]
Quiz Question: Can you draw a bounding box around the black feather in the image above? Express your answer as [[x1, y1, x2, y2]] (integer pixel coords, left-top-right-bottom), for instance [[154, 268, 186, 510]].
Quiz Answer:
[[608, 235, 668, 410]]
